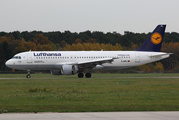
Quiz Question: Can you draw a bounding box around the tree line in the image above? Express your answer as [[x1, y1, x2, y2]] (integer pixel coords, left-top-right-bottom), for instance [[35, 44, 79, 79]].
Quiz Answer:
[[1, 31, 179, 46], [0, 30, 179, 73]]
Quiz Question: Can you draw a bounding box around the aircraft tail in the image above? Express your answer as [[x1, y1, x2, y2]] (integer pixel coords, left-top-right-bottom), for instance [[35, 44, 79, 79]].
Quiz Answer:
[[136, 25, 166, 52]]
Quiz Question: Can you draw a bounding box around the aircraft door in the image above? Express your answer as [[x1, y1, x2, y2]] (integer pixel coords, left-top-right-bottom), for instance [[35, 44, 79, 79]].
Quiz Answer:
[[27, 53, 32, 63], [135, 53, 140, 63]]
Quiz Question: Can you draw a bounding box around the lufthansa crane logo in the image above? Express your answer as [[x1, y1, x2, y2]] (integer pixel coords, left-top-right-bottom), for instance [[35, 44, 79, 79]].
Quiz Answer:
[[151, 32, 162, 44]]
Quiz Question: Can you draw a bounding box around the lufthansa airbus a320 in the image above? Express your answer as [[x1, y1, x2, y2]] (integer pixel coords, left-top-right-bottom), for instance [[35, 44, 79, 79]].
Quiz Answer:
[[6, 25, 171, 78]]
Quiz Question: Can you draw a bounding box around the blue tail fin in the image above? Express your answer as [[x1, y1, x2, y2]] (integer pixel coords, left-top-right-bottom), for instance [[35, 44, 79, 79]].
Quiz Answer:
[[136, 25, 166, 52]]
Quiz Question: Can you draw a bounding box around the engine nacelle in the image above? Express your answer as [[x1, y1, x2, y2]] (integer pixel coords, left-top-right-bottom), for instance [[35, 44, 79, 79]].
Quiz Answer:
[[51, 70, 61, 75], [61, 65, 78, 75]]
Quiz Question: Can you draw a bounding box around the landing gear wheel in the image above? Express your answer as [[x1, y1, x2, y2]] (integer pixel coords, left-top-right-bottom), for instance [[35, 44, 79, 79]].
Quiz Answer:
[[85, 73, 91, 78], [26, 74, 31, 78], [26, 69, 31, 78], [78, 73, 84, 78]]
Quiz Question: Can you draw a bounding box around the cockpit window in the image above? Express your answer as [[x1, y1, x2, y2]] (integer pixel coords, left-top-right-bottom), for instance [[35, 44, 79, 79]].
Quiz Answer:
[[12, 56, 21, 59]]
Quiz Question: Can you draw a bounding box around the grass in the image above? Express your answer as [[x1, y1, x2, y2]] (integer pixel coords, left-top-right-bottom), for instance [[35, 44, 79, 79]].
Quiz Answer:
[[0, 73, 179, 113]]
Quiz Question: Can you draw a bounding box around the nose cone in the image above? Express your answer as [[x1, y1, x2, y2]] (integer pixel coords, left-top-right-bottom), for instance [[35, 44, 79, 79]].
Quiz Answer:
[[5, 60, 12, 68]]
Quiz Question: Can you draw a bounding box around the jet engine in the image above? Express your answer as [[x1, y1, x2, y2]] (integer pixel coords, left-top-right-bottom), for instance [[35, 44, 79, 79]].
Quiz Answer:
[[61, 65, 78, 75]]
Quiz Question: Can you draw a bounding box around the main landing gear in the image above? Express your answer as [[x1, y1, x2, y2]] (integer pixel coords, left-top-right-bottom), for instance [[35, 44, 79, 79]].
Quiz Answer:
[[85, 73, 91, 78], [78, 72, 91, 78], [26, 70, 31, 78], [78, 73, 84, 78]]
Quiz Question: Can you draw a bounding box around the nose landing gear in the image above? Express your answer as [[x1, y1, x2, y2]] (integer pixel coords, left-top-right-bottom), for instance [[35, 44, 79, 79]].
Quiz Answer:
[[26, 70, 31, 78]]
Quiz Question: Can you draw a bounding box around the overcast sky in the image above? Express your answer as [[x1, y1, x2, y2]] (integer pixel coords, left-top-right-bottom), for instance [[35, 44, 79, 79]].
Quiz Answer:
[[0, 0, 178, 34]]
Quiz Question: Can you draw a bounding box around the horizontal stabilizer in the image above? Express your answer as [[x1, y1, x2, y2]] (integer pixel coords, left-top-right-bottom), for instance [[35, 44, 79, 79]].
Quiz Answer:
[[148, 53, 173, 57]]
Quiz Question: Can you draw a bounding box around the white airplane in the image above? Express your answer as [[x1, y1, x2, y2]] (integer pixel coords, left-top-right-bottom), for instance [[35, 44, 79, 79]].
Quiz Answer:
[[6, 25, 171, 78]]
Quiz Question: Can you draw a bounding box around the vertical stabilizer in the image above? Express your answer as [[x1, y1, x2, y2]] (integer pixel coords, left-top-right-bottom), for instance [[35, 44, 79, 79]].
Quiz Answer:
[[136, 25, 166, 52]]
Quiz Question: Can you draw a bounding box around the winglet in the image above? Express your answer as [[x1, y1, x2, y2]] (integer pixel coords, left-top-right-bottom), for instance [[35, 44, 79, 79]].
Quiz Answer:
[[136, 25, 166, 52]]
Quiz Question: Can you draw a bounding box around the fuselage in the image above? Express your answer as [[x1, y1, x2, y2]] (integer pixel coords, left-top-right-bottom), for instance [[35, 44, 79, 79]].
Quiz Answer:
[[6, 51, 169, 71]]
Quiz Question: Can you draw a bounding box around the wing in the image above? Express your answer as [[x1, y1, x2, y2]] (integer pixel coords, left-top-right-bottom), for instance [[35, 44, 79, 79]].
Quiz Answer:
[[58, 57, 119, 72], [76, 57, 118, 71]]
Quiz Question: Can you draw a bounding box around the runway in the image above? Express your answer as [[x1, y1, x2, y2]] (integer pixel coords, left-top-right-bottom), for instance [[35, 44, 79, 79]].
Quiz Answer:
[[1, 76, 179, 79], [0, 112, 179, 120]]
